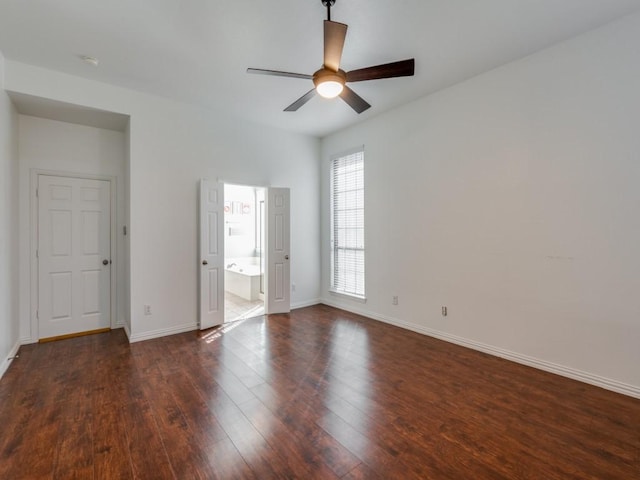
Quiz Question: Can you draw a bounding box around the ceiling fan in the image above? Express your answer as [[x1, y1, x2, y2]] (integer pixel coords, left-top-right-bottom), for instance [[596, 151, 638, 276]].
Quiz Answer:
[[247, 0, 415, 114]]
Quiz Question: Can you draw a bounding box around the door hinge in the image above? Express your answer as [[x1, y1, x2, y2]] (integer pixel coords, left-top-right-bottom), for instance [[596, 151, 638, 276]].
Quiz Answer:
[[36, 188, 38, 197], [36, 249, 38, 258], [36, 309, 39, 319]]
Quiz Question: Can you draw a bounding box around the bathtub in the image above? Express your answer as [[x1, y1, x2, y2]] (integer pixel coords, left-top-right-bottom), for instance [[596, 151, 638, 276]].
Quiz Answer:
[[224, 257, 263, 301]]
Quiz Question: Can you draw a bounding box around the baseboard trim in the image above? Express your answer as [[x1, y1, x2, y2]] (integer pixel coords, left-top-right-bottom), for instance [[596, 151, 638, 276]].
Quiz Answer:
[[1, 339, 21, 380], [20, 335, 36, 345], [128, 322, 197, 343], [320, 299, 640, 399], [123, 322, 132, 342], [291, 298, 321, 310]]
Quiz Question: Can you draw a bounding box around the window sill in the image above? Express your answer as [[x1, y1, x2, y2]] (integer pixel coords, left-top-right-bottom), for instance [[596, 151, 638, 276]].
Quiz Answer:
[[329, 290, 367, 303]]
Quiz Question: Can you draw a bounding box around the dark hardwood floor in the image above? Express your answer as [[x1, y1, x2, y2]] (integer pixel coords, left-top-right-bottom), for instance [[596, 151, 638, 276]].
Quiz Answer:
[[1, 305, 639, 479]]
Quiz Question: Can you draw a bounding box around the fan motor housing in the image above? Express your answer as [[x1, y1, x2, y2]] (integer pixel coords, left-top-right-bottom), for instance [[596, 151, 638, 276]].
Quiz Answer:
[[312, 68, 346, 88]]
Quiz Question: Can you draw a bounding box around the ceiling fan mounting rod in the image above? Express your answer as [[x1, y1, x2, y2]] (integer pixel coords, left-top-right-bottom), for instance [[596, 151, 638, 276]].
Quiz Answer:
[[322, 0, 336, 21]]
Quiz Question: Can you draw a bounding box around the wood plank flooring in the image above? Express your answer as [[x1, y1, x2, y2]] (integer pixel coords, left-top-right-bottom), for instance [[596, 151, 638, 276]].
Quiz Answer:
[[1, 305, 639, 479]]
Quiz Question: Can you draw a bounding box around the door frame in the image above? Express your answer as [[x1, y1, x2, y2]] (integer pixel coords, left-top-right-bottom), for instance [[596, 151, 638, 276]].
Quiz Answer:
[[29, 169, 118, 342]]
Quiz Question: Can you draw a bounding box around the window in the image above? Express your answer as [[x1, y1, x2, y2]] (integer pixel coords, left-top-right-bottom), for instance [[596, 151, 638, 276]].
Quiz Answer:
[[330, 147, 365, 298]]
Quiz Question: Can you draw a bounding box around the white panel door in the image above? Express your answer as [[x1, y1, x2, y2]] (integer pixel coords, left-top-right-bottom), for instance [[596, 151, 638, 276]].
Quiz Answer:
[[266, 188, 290, 314], [199, 179, 224, 329], [38, 175, 111, 339]]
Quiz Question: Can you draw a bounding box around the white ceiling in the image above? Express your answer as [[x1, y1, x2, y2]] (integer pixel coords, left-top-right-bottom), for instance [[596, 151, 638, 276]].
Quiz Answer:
[[1, 0, 639, 138]]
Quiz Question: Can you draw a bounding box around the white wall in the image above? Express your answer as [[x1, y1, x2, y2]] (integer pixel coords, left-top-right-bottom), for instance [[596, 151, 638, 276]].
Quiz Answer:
[[0, 50, 20, 378], [124, 101, 320, 341], [17, 115, 127, 342], [321, 12, 640, 396], [5, 61, 321, 342]]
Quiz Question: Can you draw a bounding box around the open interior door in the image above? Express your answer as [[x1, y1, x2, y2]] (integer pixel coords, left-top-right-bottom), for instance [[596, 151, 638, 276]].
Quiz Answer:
[[199, 179, 224, 329], [266, 188, 290, 314]]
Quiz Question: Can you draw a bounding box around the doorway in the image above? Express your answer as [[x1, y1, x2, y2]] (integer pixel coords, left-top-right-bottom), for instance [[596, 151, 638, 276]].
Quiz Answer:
[[199, 180, 290, 330], [223, 184, 266, 322]]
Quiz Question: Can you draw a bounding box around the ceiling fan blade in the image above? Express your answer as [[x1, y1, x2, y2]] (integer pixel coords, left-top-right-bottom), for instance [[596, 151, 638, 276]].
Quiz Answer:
[[324, 20, 348, 72], [284, 89, 317, 112], [346, 58, 415, 83], [247, 68, 312, 80], [339, 86, 371, 114]]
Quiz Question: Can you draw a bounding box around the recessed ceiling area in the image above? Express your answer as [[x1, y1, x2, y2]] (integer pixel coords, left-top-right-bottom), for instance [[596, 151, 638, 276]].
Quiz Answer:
[[1, 0, 640, 137], [8, 92, 130, 132]]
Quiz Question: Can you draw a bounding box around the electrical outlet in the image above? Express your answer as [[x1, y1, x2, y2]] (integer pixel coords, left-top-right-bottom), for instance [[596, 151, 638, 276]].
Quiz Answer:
[[291, 283, 296, 292], [442, 306, 447, 317], [392, 296, 399, 305], [144, 304, 151, 315]]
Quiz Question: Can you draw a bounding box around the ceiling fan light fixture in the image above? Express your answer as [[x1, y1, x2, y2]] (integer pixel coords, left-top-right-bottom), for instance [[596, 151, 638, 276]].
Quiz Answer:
[[316, 80, 344, 98], [313, 69, 346, 98]]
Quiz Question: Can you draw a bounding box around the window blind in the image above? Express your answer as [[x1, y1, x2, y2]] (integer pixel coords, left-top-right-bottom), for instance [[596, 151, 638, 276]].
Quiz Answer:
[[330, 149, 365, 297]]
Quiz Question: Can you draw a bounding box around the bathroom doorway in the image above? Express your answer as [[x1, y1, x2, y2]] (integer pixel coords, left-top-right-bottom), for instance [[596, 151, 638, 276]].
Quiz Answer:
[[223, 184, 266, 322]]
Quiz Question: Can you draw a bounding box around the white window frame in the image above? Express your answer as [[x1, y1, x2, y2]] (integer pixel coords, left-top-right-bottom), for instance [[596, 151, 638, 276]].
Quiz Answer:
[[329, 146, 365, 300]]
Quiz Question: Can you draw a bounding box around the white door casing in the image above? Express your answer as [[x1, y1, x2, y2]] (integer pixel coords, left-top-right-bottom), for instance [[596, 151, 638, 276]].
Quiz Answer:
[[38, 175, 111, 339], [266, 187, 290, 314], [199, 179, 224, 329]]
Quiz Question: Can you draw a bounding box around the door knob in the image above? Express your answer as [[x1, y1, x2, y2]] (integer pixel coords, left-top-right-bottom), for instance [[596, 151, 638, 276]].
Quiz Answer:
[[102, 259, 109, 265], [284, 255, 289, 260], [202, 260, 208, 265]]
